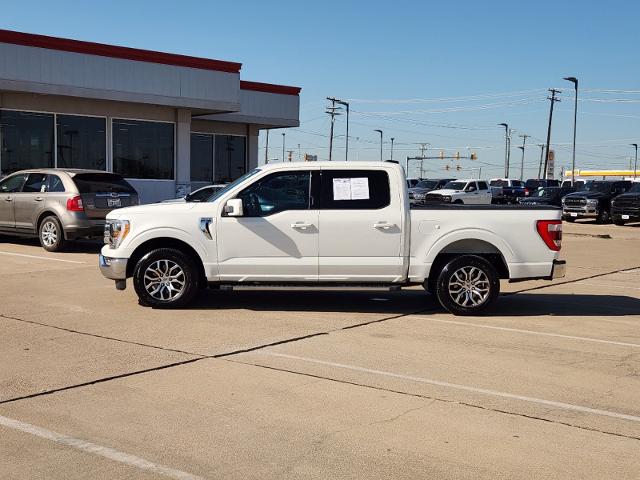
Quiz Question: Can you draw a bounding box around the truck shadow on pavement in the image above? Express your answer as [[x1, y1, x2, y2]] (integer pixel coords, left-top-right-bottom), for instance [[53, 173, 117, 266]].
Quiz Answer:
[[190, 289, 640, 316]]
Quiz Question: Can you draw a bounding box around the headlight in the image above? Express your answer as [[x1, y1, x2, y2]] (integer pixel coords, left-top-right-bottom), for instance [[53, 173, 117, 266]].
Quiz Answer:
[[441, 196, 452, 203], [104, 219, 130, 249], [414, 193, 426, 200], [587, 199, 598, 206]]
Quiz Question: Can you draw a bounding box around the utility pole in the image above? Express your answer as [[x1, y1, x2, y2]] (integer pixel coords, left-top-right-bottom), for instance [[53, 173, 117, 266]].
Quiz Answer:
[[518, 134, 530, 181], [327, 97, 349, 161], [417, 143, 430, 177], [537, 144, 545, 179], [390, 138, 395, 161], [632, 143, 638, 179], [297, 143, 301, 162], [325, 98, 342, 161], [543, 88, 561, 179], [564, 77, 578, 185], [264, 130, 269, 164], [287, 149, 294, 162]]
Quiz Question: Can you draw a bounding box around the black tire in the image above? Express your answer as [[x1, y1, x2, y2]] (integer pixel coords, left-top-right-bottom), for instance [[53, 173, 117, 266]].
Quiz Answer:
[[133, 248, 200, 308], [434, 255, 500, 316], [564, 216, 576, 223], [596, 209, 611, 224], [613, 217, 626, 226], [453, 199, 464, 205], [39, 216, 66, 252]]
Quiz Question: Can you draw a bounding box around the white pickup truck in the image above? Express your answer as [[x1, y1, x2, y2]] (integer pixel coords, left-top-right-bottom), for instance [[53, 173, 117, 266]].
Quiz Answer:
[[99, 162, 565, 315]]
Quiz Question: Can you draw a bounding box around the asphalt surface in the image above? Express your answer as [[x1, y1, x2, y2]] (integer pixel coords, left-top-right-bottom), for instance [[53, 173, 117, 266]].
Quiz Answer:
[[1, 220, 639, 479]]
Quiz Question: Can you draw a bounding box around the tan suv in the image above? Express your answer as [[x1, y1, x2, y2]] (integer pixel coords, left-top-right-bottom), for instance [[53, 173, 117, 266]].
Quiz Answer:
[[0, 169, 139, 252]]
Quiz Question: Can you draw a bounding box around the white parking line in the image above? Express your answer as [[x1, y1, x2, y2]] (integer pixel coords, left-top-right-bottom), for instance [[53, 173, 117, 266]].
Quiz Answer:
[[261, 352, 640, 423], [0, 251, 85, 264], [415, 317, 640, 348], [0, 415, 204, 480]]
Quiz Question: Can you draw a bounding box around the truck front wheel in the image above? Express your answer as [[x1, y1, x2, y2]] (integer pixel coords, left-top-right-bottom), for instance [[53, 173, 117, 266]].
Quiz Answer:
[[133, 248, 199, 308], [434, 255, 500, 316]]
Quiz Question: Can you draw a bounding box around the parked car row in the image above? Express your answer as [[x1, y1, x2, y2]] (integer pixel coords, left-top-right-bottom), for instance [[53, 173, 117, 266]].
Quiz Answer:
[[562, 180, 633, 224], [0, 168, 226, 251]]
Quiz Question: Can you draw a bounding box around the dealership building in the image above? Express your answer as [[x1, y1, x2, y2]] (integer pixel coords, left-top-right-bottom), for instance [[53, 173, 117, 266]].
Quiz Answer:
[[0, 29, 300, 202]]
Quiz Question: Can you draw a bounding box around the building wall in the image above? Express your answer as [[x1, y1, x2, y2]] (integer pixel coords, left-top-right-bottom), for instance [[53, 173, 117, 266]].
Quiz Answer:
[[0, 92, 259, 203]]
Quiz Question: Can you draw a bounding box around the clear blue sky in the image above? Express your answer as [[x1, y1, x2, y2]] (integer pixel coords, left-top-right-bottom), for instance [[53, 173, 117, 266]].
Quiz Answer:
[[2, 0, 639, 178]]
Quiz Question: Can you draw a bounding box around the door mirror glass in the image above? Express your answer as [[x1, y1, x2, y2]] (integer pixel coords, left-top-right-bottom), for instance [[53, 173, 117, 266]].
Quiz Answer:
[[224, 198, 244, 217]]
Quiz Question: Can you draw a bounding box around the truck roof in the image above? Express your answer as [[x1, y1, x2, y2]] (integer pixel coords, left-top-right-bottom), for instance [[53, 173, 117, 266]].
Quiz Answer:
[[258, 161, 402, 171]]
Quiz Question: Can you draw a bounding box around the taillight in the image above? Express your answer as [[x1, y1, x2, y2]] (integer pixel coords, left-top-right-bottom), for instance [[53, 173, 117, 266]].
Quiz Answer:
[[536, 220, 562, 251], [66, 195, 84, 212], [524, 188, 530, 196]]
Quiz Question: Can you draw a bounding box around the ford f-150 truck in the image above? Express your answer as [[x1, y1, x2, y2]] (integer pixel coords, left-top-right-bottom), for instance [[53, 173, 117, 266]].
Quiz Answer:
[[99, 162, 565, 315]]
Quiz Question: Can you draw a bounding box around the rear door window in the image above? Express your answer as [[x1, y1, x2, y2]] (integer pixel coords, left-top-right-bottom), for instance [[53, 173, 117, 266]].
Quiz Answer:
[[477, 181, 488, 190], [22, 173, 47, 193], [46, 175, 65, 192], [320, 170, 390, 209], [72, 173, 136, 193]]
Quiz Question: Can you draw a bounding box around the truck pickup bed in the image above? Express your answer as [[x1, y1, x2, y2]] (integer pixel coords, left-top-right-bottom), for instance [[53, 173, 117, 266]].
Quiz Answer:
[[99, 162, 565, 316]]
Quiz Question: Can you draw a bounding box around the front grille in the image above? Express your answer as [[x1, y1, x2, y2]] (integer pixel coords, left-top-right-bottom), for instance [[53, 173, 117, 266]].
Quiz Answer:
[[423, 195, 447, 204], [563, 197, 586, 207], [613, 196, 640, 208]]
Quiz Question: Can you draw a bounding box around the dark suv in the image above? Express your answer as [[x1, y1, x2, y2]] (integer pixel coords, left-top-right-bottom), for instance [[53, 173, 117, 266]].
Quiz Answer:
[[408, 178, 455, 205], [611, 182, 640, 225], [562, 180, 632, 223], [0, 169, 138, 251]]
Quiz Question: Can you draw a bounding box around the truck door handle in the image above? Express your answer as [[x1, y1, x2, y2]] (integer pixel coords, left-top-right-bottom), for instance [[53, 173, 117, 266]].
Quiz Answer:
[[4, 196, 13, 202], [34, 197, 44, 202], [374, 222, 394, 230], [291, 222, 313, 230]]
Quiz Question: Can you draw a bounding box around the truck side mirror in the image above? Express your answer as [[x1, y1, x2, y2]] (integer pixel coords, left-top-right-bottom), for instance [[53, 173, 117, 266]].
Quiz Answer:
[[224, 198, 244, 217]]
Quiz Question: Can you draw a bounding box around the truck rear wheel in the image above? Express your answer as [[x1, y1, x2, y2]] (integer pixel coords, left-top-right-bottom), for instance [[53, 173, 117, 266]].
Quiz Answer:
[[434, 255, 500, 316], [133, 248, 199, 308]]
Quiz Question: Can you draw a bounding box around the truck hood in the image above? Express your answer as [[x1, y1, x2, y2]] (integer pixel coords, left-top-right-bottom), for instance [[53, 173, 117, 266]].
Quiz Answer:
[[428, 189, 460, 196], [564, 191, 609, 200], [106, 202, 197, 220]]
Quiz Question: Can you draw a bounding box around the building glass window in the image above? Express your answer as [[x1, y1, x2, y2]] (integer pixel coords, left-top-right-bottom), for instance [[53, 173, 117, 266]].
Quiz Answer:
[[57, 115, 106, 170], [214, 135, 245, 183], [0, 110, 54, 174], [190, 133, 214, 182], [112, 119, 174, 179]]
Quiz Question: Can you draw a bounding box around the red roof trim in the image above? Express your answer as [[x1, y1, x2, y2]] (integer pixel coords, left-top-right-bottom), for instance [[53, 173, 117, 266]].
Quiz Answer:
[[240, 80, 301, 96], [0, 29, 242, 73]]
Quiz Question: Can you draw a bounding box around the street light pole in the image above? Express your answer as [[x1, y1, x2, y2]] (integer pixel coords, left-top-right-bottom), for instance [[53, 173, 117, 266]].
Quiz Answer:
[[374, 129, 383, 161], [498, 123, 509, 178], [390, 137, 395, 161], [518, 134, 529, 181], [264, 130, 269, 164], [282, 132, 285, 163], [544, 88, 561, 179], [632, 143, 638, 179], [564, 77, 578, 185]]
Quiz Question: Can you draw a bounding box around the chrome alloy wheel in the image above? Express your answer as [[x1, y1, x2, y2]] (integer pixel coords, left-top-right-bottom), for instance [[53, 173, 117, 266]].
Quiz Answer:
[[143, 259, 186, 301], [448, 266, 490, 308], [41, 221, 58, 247]]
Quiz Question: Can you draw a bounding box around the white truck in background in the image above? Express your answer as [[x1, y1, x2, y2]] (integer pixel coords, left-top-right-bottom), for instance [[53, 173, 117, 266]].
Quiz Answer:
[[99, 162, 565, 316]]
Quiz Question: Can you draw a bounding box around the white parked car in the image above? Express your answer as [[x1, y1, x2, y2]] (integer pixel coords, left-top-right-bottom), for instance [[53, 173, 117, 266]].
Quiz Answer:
[[423, 179, 493, 205], [162, 184, 228, 203], [100, 162, 565, 315]]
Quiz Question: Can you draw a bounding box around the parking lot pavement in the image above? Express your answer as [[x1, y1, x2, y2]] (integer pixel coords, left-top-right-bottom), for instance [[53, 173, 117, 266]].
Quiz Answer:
[[1, 223, 640, 478]]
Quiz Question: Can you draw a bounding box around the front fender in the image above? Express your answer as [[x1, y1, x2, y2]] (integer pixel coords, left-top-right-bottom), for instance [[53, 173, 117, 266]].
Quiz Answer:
[[121, 226, 210, 263]]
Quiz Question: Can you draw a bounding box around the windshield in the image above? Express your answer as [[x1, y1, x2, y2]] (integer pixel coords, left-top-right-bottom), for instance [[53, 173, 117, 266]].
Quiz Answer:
[[534, 187, 558, 198], [584, 181, 613, 193], [207, 169, 261, 202], [415, 180, 439, 189], [72, 173, 136, 194], [525, 180, 540, 190], [443, 181, 467, 190], [628, 183, 640, 193]]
